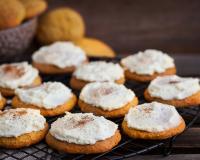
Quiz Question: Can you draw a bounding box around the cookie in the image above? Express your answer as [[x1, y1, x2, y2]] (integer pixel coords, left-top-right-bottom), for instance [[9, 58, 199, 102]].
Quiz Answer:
[[0, 0, 25, 30], [0, 76, 41, 97], [0, 108, 48, 149], [12, 82, 77, 117], [32, 42, 88, 74], [122, 102, 186, 140], [78, 82, 138, 118], [20, 0, 47, 19], [121, 49, 176, 82], [46, 112, 121, 154], [70, 61, 125, 90], [37, 8, 85, 44], [74, 37, 115, 58], [144, 75, 200, 107], [0, 96, 6, 110]]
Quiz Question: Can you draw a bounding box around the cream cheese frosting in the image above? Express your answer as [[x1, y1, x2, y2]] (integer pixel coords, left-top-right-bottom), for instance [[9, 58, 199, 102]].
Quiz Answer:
[[125, 102, 182, 132], [32, 42, 87, 68], [50, 112, 118, 145], [73, 61, 124, 82], [121, 49, 175, 75], [80, 82, 135, 111], [0, 108, 46, 137], [15, 82, 73, 109], [148, 75, 200, 100], [0, 62, 39, 89]]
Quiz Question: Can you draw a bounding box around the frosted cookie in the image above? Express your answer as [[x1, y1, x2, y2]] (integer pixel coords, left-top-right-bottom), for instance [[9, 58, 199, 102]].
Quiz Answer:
[[144, 75, 200, 107], [121, 49, 176, 82], [70, 61, 125, 90], [12, 82, 77, 117], [122, 102, 185, 140], [79, 82, 138, 118], [32, 42, 88, 74], [0, 62, 41, 97], [0, 108, 48, 149], [0, 93, 6, 110], [46, 112, 121, 154]]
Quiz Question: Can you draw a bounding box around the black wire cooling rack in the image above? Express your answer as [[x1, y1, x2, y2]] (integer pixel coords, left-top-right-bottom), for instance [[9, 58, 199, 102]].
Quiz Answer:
[[0, 57, 200, 160]]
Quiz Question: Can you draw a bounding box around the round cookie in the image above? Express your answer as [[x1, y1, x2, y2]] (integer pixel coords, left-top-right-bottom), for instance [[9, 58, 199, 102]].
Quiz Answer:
[[32, 42, 88, 74], [37, 8, 85, 44], [0, 108, 48, 149], [20, 0, 47, 19], [46, 112, 121, 154], [0, 62, 41, 97], [74, 37, 115, 58], [144, 75, 200, 107], [0, 96, 6, 110], [121, 49, 176, 82], [0, 0, 25, 30], [0, 76, 41, 97], [70, 61, 125, 90], [124, 67, 176, 82], [122, 102, 186, 140], [78, 82, 138, 118], [12, 82, 77, 117]]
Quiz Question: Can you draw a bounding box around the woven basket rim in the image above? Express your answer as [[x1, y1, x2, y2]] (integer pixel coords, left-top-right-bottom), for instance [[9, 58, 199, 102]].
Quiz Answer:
[[0, 18, 37, 34]]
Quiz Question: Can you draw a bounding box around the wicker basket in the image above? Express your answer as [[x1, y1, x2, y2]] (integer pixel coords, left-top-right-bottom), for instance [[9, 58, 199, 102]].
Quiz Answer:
[[0, 18, 37, 62]]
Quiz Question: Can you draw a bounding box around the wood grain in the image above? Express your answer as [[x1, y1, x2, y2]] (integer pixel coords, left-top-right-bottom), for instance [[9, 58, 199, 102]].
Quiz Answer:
[[47, 0, 200, 54]]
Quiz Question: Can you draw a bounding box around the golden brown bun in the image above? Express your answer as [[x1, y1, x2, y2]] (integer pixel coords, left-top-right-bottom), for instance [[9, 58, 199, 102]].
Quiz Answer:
[[0, 123, 48, 149], [32, 59, 88, 74], [144, 89, 200, 107], [0, 97, 6, 110], [0, 0, 25, 30], [20, 0, 47, 19], [122, 66, 176, 82], [46, 130, 121, 154], [74, 37, 115, 58], [122, 119, 185, 140], [70, 76, 125, 90], [0, 76, 42, 97], [37, 8, 85, 44], [78, 97, 138, 118], [12, 94, 77, 117]]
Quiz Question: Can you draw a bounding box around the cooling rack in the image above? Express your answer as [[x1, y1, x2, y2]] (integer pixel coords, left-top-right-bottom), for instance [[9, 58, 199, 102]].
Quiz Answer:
[[0, 57, 200, 160]]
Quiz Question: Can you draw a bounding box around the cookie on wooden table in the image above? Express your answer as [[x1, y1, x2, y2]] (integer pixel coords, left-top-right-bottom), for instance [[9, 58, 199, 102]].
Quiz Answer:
[[79, 82, 138, 118], [32, 42, 88, 74], [144, 75, 200, 107], [0, 62, 41, 97], [12, 82, 77, 117], [70, 61, 125, 90], [74, 37, 115, 58], [0, 108, 48, 149], [120, 49, 176, 82], [122, 102, 186, 140], [46, 112, 121, 154]]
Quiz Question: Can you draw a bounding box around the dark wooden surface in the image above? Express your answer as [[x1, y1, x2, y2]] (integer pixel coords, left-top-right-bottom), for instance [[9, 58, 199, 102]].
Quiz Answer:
[[47, 0, 200, 54]]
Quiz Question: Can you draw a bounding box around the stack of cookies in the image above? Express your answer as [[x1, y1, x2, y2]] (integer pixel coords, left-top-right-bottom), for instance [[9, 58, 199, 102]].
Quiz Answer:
[[0, 44, 199, 155]]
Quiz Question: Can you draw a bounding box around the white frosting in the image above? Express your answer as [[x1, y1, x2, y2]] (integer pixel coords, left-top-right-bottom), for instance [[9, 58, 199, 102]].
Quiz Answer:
[[121, 49, 175, 75], [148, 75, 200, 100], [80, 82, 135, 111], [15, 82, 73, 109], [0, 108, 46, 137], [50, 112, 118, 145], [125, 102, 182, 132], [73, 61, 124, 82], [32, 42, 87, 68], [0, 62, 39, 89]]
